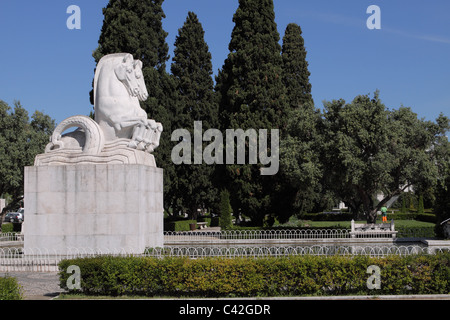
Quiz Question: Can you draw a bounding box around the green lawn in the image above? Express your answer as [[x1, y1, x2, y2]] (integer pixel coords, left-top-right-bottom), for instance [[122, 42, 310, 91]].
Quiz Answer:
[[302, 220, 434, 228], [277, 216, 434, 229]]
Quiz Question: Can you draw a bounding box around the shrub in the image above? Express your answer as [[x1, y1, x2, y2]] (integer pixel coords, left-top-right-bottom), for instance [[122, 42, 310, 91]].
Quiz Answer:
[[388, 211, 436, 223], [1, 223, 14, 233], [418, 195, 425, 214], [164, 219, 197, 231], [0, 276, 23, 300], [219, 190, 232, 229], [59, 253, 450, 297], [300, 212, 354, 221]]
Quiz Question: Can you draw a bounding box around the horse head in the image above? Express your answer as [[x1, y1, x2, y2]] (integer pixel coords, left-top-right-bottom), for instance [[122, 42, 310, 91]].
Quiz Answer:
[[114, 53, 149, 101]]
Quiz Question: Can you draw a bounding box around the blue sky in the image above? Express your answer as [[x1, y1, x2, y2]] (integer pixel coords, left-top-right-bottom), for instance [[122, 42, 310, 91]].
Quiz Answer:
[[0, 0, 449, 125]]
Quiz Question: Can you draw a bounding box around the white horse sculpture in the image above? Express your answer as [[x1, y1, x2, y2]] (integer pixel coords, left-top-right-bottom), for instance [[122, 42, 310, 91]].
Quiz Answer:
[[37, 53, 162, 166], [94, 53, 162, 152]]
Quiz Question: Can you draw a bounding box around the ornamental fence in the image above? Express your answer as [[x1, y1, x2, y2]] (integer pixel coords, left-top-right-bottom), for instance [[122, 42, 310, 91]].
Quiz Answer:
[[0, 245, 449, 272], [0, 227, 435, 246], [0, 232, 23, 242], [164, 229, 351, 241], [163, 227, 433, 242], [0, 227, 444, 272], [145, 245, 450, 258]]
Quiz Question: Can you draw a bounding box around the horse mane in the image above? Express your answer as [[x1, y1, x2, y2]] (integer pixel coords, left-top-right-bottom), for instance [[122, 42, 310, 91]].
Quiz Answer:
[[93, 53, 130, 106]]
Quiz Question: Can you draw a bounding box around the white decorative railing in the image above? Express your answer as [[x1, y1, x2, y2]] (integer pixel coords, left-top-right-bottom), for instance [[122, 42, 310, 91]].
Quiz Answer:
[[0, 226, 433, 247], [163, 228, 401, 243], [146, 245, 450, 258], [0, 232, 24, 242]]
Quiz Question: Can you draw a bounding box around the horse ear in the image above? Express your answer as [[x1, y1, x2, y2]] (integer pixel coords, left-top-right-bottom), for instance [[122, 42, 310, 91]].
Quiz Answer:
[[116, 54, 133, 81], [122, 53, 134, 65], [134, 60, 143, 69]]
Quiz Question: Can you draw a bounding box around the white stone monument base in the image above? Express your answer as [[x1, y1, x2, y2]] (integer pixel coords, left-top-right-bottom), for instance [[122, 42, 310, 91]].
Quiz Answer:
[[23, 164, 163, 255]]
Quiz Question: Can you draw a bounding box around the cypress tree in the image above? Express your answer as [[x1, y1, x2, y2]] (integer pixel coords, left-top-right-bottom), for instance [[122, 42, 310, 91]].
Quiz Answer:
[[272, 22, 321, 222], [215, 0, 287, 226], [217, 0, 287, 131], [401, 194, 407, 213], [170, 12, 218, 218], [219, 189, 233, 230], [418, 194, 424, 214], [91, 0, 178, 212], [281, 23, 313, 108]]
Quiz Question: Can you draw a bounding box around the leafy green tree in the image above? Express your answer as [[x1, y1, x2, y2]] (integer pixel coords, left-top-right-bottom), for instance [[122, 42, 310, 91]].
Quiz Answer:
[[91, 0, 179, 212], [434, 171, 450, 237], [320, 92, 440, 223], [170, 11, 219, 218], [275, 104, 323, 221], [0, 100, 55, 228], [215, 0, 288, 226]]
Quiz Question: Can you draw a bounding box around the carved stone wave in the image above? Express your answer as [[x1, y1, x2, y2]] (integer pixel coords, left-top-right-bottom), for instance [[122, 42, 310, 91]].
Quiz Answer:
[[35, 139, 156, 167]]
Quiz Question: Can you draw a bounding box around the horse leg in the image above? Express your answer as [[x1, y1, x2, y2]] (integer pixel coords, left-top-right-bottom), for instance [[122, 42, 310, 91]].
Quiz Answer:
[[151, 123, 163, 150]]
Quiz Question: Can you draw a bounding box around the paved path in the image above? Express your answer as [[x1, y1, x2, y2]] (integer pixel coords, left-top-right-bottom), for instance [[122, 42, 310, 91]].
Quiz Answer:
[[0, 272, 63, 300]]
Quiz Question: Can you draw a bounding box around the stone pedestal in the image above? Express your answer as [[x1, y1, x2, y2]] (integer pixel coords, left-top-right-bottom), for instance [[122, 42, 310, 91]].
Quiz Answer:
[[23, 164, 163, 255]]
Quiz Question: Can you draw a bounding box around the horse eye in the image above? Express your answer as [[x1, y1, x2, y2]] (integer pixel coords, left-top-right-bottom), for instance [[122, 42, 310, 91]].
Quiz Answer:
[[136, 74, 141, 79]]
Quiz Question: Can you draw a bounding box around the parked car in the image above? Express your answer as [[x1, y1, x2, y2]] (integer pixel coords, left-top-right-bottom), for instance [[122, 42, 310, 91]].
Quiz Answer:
[[4, 209, 23, 223], [4, 212, 16, 222]]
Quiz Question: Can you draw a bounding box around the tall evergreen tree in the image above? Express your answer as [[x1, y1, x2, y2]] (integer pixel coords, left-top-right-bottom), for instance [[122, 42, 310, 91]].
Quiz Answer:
[[91, 0, 179, 211], [170, 11, 218, 218], [269, 22, 321, 223], [281, 23, 313, 108], [219, 189, 233, 229], [217, 0, 287, 131], [215, 0, 288, 225]]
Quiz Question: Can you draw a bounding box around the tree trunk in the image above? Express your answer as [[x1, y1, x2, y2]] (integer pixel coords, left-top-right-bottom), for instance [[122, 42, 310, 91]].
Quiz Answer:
[[357, 186, 375, 224], [188, 206, 198, 221], [367, 208, 378, 224], [0, 208, 5, 233]]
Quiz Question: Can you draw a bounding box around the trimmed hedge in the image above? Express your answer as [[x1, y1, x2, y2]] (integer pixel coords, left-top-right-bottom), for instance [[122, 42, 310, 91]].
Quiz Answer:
[[388, 211, 436, 223], [164, 220, 197, 231], [164, 216, 216, 231], [58, 253, 450, 297], [300, 212, 353, 221]]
